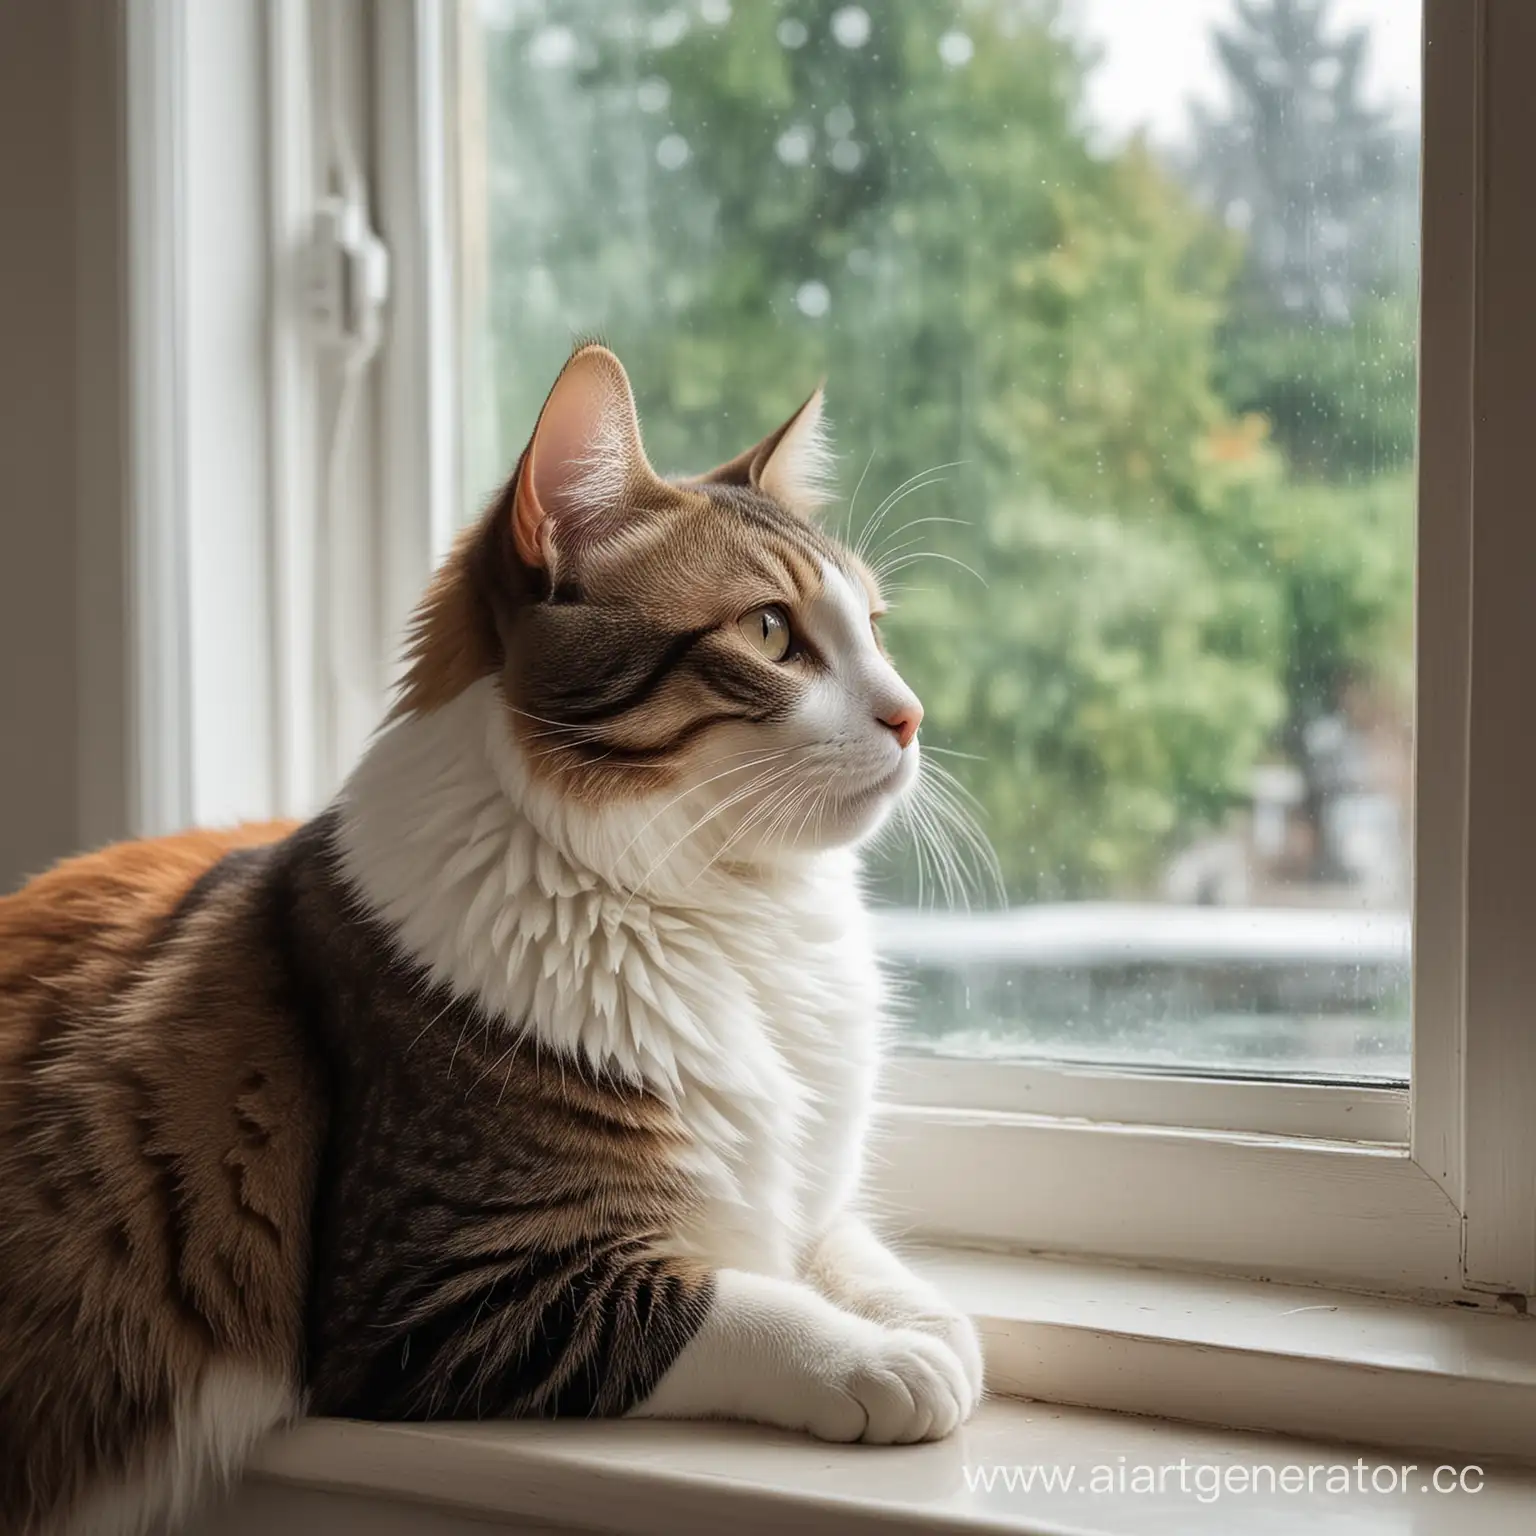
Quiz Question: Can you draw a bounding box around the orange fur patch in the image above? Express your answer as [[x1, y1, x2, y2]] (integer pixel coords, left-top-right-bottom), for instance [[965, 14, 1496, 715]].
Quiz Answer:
[[0, 822, 299, 1002]]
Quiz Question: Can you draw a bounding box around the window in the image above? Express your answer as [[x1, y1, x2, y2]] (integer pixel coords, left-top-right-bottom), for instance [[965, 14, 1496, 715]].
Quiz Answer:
[[454, 0, 1420, 1085], [117, 0, 1536, 1305]]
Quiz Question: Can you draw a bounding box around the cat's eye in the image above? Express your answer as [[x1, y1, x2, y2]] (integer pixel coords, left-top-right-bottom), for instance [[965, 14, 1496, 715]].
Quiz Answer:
[[738, 605, 793, 662]]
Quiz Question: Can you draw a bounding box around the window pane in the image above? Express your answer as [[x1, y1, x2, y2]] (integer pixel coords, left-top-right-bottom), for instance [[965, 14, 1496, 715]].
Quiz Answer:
[[458, 0, 1420, 1082]]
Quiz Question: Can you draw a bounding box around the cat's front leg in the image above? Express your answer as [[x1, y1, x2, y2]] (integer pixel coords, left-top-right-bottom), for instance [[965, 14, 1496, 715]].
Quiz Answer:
[[314, 1247, 964, 1445], [633, 1268, 971, 1443], [801, 1216, 985, 1410]]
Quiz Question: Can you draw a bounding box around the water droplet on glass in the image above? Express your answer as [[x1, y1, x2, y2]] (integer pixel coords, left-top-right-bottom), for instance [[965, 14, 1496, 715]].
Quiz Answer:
[[775, 124, 814, 166], [528, 24, 578, 70], [656, 134, 691, 171], [830, 138, 864, 173], [478, 0, 519, 30], [831, 6, 871, 49], [795, 280, 831, 318], [636, 77, 671, 114], [776, 17, 809, 49], [648, 8, 689, 48], [938, 29, 975, 68]]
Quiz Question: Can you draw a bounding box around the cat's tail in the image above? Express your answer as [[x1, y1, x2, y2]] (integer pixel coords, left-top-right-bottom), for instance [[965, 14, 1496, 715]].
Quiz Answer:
[[4, 1363, 299, 1536]]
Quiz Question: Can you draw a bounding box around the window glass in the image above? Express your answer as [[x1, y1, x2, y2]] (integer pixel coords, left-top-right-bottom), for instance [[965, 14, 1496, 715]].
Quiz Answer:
[[459, 0, 1420, 1081]]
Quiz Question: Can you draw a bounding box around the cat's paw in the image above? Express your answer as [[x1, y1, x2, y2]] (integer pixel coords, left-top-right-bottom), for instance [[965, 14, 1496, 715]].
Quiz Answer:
[[928, 1308, 984, 1406], [850, 1289, 985, 1409], [807, 1324, 972, 1445]]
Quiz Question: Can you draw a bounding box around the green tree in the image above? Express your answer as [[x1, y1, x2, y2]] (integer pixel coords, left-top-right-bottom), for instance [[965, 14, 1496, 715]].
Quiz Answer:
[[480, 0, 1301, 900], [1179, 0, 1418, 884], [1184, 0, 1419, 475]]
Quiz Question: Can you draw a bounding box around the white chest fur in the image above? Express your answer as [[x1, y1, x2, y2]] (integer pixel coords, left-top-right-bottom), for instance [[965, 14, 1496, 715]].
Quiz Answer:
[[660, 882, 885, 1272], [336, 681, 888, 1277]]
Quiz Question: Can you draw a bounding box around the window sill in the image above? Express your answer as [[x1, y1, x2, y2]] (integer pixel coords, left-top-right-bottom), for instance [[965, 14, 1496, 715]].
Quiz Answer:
[[919, 1246, 1536, 1463], [233, 1403, 1535, 1536], [221, 1249, 1536, 1535]]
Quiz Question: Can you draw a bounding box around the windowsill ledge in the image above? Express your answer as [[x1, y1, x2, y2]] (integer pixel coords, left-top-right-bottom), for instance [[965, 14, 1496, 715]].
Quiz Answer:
[[920, 1246, 1536, 1463], [224, 1250, 1536, 1534], [240, 1400, 1536, 1536]]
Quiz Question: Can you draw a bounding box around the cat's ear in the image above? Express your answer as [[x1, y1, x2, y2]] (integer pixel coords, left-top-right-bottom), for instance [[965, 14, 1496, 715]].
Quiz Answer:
[[512, 344, 658, 571], [694, 387, 835, 516]]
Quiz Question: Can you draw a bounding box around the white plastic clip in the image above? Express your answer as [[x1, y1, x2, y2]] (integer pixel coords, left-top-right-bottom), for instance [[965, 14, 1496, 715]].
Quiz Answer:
[[308, 195, 390, 365]]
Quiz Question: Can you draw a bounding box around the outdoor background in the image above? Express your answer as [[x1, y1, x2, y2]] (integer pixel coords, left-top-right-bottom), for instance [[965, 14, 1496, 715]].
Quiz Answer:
[[461, 0, 1421, 1078]]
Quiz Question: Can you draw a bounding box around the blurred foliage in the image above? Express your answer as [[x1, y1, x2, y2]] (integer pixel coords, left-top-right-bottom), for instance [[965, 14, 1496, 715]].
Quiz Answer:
[[1261, 470, 1415, 726], [1214, 293, 1418, 479], [1186, 0, 1416, 322], [477, 0, 1417, 902], [1185, 0, 1420, 478]]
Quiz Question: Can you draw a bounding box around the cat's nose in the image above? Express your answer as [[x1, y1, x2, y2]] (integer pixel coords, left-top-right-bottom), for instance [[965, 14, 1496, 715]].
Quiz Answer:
[[879, 700, 923, 750]]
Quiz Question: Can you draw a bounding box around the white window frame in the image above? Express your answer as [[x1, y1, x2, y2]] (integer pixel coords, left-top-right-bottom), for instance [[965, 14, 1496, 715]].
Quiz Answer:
[[120, 0, 1536, 1305], [121, 0, 357, 829], [125, 0, 437, 824], [126, 0, 281, 833]]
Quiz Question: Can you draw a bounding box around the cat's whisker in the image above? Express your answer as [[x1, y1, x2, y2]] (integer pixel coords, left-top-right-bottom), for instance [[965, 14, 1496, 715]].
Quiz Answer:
[[856, 458, 967, 538], [610, 747, 802, 876], [868, 509, 983, 587], [866, 532, 931, 575], [895, 775, 973, 912], [838, 446, 878, 547], [781, 779, 832, 856], [909, 789, 959, 911], [903, 797, 934, 910], [874, 549, 989, 589], [406, 993, 462, 1054], [527, 735, 779, 772], [913, 766, 1006, 908], [617, 760, 804, 918], [852, 459, 967, 560], [689, 770, 809, 882], [854, 470, 956, 564], [808, 781, 840, 851], [715, 785, 803, 874], [687, 777, 796, 884], [506, 704, 603, 735], [920, 743, 987, 763], [922, 756, 993, 814], [865, 514, 971, 569]]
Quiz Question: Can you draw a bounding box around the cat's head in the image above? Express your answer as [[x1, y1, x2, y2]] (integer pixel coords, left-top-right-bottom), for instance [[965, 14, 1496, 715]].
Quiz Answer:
[[399, 343, 922, 876]]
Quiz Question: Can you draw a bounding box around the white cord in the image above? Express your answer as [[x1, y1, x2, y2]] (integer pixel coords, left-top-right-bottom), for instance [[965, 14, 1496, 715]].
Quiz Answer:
[[325, 0, 367, 216]]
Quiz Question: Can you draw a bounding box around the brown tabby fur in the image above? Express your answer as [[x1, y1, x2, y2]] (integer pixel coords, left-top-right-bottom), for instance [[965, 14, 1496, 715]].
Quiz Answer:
[[0, 825, 318, 1528], [0, 812, 713, 1533]]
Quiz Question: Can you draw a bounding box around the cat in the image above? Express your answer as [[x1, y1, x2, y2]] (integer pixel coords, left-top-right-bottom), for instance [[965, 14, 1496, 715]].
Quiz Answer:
[[0, 343, 983, 1536]]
